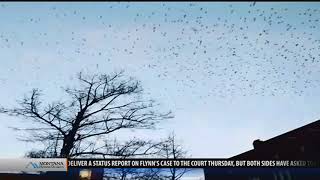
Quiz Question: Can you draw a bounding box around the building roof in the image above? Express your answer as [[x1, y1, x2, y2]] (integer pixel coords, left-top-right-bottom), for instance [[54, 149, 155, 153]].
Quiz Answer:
[[230, 119, 320, 160]]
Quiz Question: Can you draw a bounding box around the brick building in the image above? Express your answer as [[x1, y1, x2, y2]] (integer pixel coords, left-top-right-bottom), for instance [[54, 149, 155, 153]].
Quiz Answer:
[[204, 119, 320, 180]]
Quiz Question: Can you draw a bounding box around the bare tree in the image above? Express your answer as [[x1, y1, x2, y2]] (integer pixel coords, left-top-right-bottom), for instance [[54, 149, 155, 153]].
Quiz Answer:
[[25, 150, 54, 158], [103, 133, 190, 180], [160, 133, 190, 180], [0, 71, 173, 158]]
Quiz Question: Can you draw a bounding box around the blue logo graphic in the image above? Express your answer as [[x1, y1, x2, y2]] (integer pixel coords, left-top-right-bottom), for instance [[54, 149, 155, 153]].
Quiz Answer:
[[26, 162, 41, 169]]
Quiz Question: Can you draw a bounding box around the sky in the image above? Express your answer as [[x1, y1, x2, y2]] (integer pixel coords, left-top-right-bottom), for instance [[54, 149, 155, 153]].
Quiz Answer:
[[0, 2, 320, 169]]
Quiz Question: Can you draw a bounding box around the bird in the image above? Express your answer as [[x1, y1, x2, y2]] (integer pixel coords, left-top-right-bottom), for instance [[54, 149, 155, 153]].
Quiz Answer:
[[1, 2, 319, 101]]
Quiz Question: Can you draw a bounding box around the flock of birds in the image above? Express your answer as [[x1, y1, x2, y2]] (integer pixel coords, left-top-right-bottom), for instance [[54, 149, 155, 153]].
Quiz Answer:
[[0, 2, 320, 100]]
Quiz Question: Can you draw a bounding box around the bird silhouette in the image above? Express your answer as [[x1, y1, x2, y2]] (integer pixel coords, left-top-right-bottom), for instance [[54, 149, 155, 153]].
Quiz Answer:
[[0, 2, 319, 101]]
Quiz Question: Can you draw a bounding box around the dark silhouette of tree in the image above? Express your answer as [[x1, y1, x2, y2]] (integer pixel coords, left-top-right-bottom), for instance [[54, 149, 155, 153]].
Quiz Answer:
[[0, 71, 173, 158], [25, 150, 54, 158], [160, 133, 190, 180], [103, 133, 190, 180]]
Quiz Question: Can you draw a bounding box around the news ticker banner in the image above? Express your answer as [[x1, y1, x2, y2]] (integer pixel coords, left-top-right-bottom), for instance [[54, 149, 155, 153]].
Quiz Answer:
[[1, 158, 320, 173], [68, 159, 320, 168]]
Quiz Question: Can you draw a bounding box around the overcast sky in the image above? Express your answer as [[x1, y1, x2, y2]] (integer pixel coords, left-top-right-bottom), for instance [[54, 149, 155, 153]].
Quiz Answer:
[[0, 2, 320, 167]]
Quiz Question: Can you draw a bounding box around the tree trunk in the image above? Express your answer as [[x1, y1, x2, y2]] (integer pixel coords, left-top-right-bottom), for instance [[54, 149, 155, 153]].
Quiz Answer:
[[60, 133, 75, 158], [60, 111, 85, 157], [171, 168, 176, 180]]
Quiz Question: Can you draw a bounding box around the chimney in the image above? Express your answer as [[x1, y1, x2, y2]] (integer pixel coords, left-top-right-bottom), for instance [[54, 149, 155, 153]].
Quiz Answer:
[[253, 139, 264, 149]]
